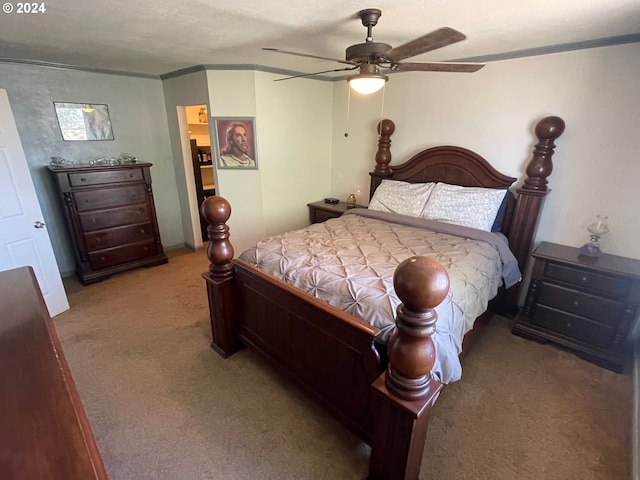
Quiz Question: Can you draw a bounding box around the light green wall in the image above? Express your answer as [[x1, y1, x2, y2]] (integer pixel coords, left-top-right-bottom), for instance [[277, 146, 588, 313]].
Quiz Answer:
[[206, 70, 332, 254], [0, 63, 333, 277], [331, 42, 640, 261], [0, 63, 183, 276], [162, 70, 211, 249]]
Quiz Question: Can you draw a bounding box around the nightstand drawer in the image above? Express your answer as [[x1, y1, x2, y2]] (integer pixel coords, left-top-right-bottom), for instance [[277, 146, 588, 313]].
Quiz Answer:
[[314, 208, 343, 223], [531, 305, 616, 347], [545, 263, 630, 298], [538, 282, 626, 327]]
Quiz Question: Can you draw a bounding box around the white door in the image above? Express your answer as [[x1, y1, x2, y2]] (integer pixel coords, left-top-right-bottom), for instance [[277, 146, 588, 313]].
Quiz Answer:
[[0, 89, 69, 316]]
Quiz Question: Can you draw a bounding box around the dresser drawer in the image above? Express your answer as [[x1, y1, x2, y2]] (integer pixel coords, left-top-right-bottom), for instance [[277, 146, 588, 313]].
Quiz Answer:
[[313, 208, 342, 223], [88, 241, 157, 270], [79, 204, 151, 232], [84, 223, 155, 252], [538, 282, 626, 327], [531, 305, 616, 348], [544, 262, 631, 298], [74, 185, 147, 212], [68, 168, 144, 187]]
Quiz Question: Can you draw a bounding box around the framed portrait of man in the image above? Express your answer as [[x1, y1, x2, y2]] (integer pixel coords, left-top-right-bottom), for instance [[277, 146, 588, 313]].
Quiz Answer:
[[212, 117, 258, 170]]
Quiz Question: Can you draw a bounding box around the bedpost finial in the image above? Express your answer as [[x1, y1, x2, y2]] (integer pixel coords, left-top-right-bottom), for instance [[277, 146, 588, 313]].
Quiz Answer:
[[200, 196, 231, 226], [200, 196, 234, 277], [535, 116, 565, 142], [522, 115, 565, 193], [386, 256, 449, 400], [374, 119, 395, 176], [393, 256, 449, 313], [377, 119, 395, 137]]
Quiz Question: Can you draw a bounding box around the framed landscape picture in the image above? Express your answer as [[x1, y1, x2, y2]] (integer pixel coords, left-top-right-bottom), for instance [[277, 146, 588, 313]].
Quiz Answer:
[[54, 102, 114, 141]]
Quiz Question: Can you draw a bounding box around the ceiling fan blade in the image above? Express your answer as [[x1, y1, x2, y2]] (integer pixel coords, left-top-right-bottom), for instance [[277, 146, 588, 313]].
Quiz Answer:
[[274, 66, 358, 82], [263, 48, 355, 66], [392, 62, 484, 73], [385, 27, 467, 62]]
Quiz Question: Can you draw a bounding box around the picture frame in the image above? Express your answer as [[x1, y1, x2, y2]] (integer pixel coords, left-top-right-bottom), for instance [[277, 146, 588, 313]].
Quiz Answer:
[[212, 117, 257, 170], [54, 102, 114, 141]]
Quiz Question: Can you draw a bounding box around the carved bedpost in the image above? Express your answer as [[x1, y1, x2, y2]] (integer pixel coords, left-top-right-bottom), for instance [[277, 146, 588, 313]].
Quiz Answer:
[[369, 119, 396, 199], [200, 196, 240, 358], [369, 256, 450, 480], [509, 116, 565, 272]]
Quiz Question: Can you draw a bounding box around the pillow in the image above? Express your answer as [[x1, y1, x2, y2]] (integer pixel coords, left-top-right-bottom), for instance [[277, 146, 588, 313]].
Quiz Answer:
[[490, 192, 509, 232], [421, 183, 508, 232], [368, 180, 435, 218]]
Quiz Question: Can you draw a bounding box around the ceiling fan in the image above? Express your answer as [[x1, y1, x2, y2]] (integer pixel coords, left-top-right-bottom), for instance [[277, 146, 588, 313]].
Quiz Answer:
[[263, 8, 484, 94]]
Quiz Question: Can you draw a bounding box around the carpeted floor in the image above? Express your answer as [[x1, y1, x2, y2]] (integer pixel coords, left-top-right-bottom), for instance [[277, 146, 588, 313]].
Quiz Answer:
[[54, 247, 632, 479]]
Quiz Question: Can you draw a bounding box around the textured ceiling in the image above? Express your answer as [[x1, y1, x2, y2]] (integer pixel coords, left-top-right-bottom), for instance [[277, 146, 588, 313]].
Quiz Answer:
[[1, 0, 639, 77]]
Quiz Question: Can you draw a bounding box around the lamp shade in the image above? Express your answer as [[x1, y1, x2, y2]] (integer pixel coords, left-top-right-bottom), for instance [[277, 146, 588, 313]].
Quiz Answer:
[[347, 64, 388, 95]]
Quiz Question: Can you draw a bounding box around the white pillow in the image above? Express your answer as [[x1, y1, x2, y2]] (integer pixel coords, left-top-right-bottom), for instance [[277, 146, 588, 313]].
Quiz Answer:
[[368, 180, 435, 218], [421, 183, 508, 232]]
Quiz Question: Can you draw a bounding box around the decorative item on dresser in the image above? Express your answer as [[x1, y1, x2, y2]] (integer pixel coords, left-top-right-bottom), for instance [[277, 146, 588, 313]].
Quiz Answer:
[[512, 242, 640, 372], [307, 199, 362, 224], [49, 162, 168, 285]]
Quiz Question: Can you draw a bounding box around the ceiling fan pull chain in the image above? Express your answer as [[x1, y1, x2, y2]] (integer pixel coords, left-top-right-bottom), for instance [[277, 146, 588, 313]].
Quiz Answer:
[[379, 84, 386, 132], [344, 85, 351, 137]]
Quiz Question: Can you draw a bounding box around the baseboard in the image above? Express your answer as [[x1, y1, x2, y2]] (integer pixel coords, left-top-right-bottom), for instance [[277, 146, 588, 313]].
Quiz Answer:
[[633, 345, 639, 480]]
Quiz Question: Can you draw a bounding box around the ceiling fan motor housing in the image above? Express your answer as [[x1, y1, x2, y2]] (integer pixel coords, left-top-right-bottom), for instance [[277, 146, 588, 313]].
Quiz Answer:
[[346, 42, 392, 63]]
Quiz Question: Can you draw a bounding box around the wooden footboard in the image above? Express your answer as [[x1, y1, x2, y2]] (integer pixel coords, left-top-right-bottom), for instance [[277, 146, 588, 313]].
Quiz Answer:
[[202, 197, 450, 480]]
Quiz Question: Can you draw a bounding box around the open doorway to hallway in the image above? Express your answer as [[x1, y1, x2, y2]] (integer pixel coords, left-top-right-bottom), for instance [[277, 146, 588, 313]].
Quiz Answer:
[[186, 105, 214, 241]]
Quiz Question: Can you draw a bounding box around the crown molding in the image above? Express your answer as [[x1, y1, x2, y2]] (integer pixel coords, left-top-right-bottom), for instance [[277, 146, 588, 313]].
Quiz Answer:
[[1, 33, 638, 81], [0, 57, 160, 79], [455, 33, 640, 63]]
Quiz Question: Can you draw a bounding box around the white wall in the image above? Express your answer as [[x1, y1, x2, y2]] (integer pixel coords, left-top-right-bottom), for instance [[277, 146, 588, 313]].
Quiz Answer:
[[255, 71, 333, 237], [206, 70, 332, 254], [331, 42, 640, 261]]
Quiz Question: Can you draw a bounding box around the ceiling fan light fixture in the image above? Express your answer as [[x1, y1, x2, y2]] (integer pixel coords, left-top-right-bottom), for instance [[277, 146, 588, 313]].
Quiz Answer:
[[347, 65, 388, 95]]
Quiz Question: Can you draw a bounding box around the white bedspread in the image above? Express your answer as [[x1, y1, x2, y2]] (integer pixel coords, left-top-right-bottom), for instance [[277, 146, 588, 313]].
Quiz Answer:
[[239, 209, 520, 384]]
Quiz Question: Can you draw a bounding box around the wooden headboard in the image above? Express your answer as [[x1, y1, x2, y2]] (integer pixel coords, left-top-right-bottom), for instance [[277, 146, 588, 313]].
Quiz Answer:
[[368, 117, 566, 274]]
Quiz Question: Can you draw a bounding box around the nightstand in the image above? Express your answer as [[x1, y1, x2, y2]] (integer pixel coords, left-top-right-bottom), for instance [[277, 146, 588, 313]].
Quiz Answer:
[[512, 242, 640, 372], [307, 200, 361, 224]]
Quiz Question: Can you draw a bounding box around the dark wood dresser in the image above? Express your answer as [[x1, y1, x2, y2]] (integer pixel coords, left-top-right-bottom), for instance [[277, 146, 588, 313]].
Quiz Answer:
[[512, 242, 640, 372], [0, 266, 108, 479], [49, 163, 168, 284]]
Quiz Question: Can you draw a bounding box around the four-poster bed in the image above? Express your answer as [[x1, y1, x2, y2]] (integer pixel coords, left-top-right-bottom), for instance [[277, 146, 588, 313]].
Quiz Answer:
[[200, 116, 565, 479]]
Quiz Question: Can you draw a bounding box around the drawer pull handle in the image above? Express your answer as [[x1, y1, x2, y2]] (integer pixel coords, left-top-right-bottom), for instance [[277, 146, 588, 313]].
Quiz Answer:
[[91, 219, 96, 223], [573, 300, 579, 307], [581, 276, 587, 282], [129, 173, 135, 178], [140, 229, 145, 234], [80, 177, 87, 182], [100, 256, 105, 261], [566, 321, 572, 329]]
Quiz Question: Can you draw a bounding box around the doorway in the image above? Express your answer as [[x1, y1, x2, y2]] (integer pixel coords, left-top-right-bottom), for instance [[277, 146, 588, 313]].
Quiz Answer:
[[186, 105, 215, 241]]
